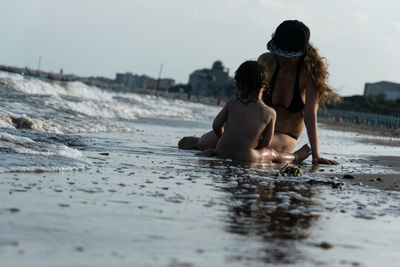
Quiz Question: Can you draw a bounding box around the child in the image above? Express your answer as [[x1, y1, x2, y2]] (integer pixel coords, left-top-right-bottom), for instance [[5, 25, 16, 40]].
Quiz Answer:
[[197, 61, 311, 163]]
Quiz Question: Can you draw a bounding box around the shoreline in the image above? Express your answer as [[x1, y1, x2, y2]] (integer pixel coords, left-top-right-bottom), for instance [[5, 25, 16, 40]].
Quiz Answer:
[[319, 117, 400, 139]]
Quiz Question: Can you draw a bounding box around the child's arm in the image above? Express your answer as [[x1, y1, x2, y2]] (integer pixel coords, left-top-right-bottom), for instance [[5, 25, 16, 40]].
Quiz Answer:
[[257, 110, 276, 149], [212, 100, 231, 138]]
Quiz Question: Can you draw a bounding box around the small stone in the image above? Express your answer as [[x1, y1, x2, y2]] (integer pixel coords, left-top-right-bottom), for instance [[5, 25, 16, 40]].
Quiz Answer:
[[375, 177, 384, 182], [320, 242, 333, 249], [196, 249, 204, 254], [343, 174, 355, 179], [9, 208, 20, 213], [331, 181, 344, 189], [99, 152, 109, 156]]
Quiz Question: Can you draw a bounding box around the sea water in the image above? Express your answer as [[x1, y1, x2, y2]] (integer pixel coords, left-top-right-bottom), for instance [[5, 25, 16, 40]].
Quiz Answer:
[[1, 71, 400, 267]]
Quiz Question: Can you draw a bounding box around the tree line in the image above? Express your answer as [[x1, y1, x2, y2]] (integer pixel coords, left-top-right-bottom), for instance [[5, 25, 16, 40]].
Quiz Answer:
[[326, 94, 400, 117]]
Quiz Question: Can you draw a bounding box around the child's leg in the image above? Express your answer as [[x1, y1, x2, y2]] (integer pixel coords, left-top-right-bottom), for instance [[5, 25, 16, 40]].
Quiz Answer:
[[178, 130, 220, 150], [195, 149, 215, 157], [260, 144, 311, 163], [178, 136, 200, 150]]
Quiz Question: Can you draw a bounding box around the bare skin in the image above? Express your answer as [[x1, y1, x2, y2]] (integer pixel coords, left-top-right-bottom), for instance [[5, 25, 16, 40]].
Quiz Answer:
[[178, 53, 338, 165], [196, 88, 311, 164], [196, 144, 311, 164]]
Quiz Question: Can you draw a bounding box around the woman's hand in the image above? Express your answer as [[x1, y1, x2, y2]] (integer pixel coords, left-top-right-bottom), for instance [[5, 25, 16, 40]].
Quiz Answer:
[[312, 157, 339, 165]]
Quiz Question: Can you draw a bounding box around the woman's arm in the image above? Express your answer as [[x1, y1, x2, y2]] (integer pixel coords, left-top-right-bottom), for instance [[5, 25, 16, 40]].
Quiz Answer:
[[304, 83, 339, 165]]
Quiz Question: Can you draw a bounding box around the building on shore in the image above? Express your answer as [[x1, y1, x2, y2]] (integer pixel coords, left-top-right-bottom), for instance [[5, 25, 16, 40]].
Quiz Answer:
[[188, 61, 233, 97], [364, 81, 400, 100], [115, 72, 175, 90]]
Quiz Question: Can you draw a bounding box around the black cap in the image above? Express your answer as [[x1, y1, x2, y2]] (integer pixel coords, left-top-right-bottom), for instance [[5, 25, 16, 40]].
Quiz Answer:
[[267, 20, 310, 58]]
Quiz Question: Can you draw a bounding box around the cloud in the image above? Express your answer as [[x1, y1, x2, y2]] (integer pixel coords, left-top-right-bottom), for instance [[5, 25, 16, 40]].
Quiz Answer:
[[258, 0, 286, 9], [255, 0, 311, 26], [354, 10, 368, 23], [389, 21, 400, 31]]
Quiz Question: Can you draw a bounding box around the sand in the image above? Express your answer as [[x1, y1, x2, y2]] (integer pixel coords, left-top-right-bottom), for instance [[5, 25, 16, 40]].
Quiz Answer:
[[341, 155, 400, 191], [318, 119, 400, 192], [319, 117, 400, 139]]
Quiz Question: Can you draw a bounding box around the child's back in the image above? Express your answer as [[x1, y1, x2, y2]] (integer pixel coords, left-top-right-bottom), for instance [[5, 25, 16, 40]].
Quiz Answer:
[[214, 97, 276, 162]]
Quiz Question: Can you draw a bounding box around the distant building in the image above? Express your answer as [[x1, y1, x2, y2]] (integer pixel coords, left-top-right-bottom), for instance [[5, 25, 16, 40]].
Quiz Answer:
[[188, 61, 232, 96], [364, 81, 400, 100], [159, 78, 175, 90], [115, 72, 175, 90]]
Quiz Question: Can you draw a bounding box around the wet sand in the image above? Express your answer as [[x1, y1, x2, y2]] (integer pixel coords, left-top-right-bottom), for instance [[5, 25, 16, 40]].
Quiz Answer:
[[319, 119, 400, 192], [342, 156, 400, 191]]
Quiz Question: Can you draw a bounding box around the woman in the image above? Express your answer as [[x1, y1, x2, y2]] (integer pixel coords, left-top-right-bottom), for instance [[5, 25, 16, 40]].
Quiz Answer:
[[178, 20, 339, 165]]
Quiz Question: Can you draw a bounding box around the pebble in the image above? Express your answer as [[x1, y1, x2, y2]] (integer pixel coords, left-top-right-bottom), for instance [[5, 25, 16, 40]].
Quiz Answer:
[[332, 182, 345, 189], [9, 208, 20, 213], [375, 177, 384, 182], [99, 152, 110, 156], [343, 174, 355, 179], [320, 242, 333, 249]]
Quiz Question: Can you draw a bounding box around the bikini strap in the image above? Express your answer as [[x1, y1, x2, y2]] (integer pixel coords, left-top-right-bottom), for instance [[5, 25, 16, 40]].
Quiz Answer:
[[286, 62, 305, 112]]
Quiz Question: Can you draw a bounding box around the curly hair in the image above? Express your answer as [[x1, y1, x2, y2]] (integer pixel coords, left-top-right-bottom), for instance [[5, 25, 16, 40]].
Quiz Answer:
[[235, 61, 269, 103], [302, 43, 340, 106]]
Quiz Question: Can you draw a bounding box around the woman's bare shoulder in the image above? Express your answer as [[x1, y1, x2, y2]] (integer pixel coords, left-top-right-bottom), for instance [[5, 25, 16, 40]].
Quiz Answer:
[[257, 53, 275, 66], [258, 53, 276, 76]]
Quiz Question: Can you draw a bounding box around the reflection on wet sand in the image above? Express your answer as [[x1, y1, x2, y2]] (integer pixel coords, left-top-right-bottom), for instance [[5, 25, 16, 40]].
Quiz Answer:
[[199, 159, 320, 265]]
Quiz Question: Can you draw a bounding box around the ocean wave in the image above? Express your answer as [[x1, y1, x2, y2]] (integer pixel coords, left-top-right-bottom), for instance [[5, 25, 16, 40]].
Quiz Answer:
[[0, 70, 219, 173], [0, 71, 218, 134], [0, 131, 88, 173]]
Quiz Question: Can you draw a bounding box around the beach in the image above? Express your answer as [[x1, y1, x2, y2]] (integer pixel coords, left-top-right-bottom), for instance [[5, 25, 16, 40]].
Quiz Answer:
[[316, 119, 400, 192], [1, 71, 400, 267]]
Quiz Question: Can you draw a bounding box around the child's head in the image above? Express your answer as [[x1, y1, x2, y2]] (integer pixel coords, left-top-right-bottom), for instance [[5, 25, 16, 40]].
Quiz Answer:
[[234, 61, 268, 102]]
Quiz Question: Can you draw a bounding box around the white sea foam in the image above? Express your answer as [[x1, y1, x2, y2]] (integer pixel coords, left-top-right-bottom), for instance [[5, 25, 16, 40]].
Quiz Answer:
[[0, 131, 86, 173], [0, 131, 82, 157], [0, 71, 67, 95], [0, 71, 219, 135]]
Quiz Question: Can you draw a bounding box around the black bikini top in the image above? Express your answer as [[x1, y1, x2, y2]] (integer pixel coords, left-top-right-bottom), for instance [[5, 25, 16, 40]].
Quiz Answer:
[[263, 63, 305, 113]]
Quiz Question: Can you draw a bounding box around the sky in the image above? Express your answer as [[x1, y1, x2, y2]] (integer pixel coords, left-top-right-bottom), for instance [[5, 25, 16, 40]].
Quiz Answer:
[[0, 0, 399, 96]]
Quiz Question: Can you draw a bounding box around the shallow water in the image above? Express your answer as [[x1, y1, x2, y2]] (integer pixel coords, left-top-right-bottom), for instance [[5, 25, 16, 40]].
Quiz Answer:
[[1, 72, 400, 266]]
